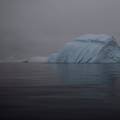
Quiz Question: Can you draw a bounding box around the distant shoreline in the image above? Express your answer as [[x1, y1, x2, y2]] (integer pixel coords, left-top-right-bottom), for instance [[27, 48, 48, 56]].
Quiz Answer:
[[0, 57, 48, 63]]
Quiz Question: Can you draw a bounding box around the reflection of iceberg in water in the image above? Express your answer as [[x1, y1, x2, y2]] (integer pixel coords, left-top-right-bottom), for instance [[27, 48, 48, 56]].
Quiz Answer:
[[50, 64, 113, 85], [49, 64, 114, 99]]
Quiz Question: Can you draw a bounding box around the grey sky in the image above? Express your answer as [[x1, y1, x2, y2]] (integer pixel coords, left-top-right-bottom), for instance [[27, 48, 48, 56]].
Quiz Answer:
[[1, 0, 120, 59]]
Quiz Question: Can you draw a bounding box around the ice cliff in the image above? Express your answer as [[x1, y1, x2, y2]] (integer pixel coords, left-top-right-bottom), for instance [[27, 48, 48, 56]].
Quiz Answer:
[[48, 34, 120, 63]]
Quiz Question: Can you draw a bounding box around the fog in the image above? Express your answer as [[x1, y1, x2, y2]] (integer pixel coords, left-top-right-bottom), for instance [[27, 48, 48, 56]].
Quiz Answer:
[[1, 0, 120, 59]]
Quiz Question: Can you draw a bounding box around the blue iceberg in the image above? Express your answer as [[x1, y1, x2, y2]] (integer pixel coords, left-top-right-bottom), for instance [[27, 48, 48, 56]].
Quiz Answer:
[[48, 34, 120, 63]]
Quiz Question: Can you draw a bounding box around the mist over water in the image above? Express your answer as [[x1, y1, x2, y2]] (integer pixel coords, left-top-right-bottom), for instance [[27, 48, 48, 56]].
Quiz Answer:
[[1, 0, 120, 59]]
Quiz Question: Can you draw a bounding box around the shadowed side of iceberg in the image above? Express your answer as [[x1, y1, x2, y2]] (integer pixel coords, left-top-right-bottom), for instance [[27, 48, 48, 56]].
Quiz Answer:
[[48, 34, 120, 63]]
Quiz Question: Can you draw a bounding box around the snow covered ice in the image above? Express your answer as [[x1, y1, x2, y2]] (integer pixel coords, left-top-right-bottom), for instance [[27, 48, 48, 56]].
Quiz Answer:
[[48, 34, 120, 63]]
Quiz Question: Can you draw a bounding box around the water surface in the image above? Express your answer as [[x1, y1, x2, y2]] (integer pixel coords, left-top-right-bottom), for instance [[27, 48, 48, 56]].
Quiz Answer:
[[0, 63, 120, 119]]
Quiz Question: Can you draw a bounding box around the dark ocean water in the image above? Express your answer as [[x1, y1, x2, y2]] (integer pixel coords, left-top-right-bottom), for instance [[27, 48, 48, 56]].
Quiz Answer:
[[0, 63, 120, 119]]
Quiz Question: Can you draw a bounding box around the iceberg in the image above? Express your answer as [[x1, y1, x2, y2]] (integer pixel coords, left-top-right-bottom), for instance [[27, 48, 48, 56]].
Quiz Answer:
[[25, 56, 48, 63], [48, 34, 120, 63], [0, 56, 26, 63]]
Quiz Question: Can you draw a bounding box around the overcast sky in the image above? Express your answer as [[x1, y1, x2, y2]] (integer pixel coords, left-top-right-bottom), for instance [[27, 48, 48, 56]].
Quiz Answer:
[[1, 0, 120, 59]]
